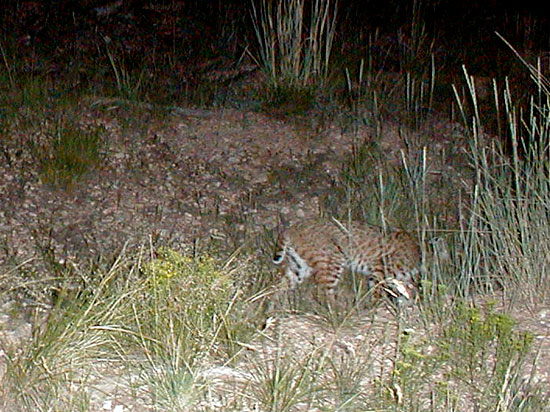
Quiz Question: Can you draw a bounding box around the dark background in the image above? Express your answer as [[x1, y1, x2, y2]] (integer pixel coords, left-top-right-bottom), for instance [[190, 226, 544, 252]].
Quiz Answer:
[[1, 0, 549, 113], [2, 1, 548, 67]]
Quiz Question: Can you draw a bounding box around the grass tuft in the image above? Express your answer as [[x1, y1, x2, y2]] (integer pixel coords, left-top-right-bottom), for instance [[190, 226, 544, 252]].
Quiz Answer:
[[104, 39, 147, 100], [34, 117, 105, 189], [251, 0, 338, 111]]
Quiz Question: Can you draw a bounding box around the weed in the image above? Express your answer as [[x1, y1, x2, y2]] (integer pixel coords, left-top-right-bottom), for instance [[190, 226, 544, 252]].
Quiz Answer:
[[374, 302, 536, 411], [141, 248, 234, 326], [440, 303, 534, 410], [104, 39, 147, 100], [0, 41, 15, 88], [35, 117, 105, 189]]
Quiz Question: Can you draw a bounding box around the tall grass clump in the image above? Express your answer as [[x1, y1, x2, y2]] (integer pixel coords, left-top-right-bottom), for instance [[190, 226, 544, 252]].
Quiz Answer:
[[248, 344, 325, 412], [453, 54, 550, 305], [251, 0, 338, 109], [34, 117, 105, 189], [0, 254, 139, 411]]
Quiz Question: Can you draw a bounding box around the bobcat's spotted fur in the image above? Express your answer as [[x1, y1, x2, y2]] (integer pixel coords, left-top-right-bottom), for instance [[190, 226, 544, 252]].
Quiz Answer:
[[273, 218, 421, 303]]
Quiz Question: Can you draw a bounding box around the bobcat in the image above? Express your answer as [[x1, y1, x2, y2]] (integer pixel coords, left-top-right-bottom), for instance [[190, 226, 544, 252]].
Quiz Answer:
[[273, 218, 421, 304]]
